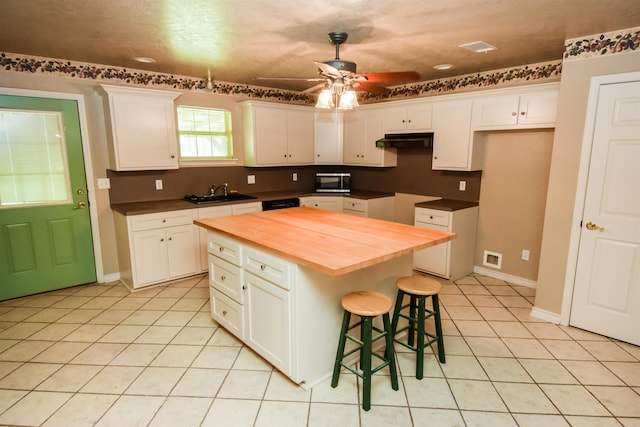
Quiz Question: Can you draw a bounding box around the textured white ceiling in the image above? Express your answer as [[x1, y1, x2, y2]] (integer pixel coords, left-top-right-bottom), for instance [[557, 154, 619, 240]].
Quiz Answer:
[[1, 0, 638, 92]]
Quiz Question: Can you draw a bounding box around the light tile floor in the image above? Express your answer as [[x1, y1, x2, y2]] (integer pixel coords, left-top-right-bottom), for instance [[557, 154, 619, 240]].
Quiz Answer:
[[0, 273, 639, 426]]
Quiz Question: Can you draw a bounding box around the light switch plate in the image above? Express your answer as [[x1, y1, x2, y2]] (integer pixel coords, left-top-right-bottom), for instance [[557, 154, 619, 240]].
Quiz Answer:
[[248, 175, 256, 184], [155, 179, 163, 190]]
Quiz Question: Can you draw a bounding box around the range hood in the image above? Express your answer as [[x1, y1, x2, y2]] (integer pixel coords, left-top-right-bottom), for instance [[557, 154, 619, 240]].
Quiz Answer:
[[375, 132, 434, 149]]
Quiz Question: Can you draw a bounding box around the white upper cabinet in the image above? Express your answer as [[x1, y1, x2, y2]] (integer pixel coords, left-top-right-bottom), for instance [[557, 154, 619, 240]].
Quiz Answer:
[[314, 110, 343, 164], [241, 101, 314, 166], [472, 85, 559, 129], [432, 99, 482, 171], [382, 101, 432, 133], [101, 84, 181, 171], [343, 107, 397, 167]]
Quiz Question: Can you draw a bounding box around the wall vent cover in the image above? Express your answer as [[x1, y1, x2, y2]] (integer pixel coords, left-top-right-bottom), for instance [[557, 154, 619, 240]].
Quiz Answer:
[[483, 250, 502, 269]]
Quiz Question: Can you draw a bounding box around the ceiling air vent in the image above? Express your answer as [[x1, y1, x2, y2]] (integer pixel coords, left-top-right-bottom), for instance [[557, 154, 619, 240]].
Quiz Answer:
[[459, 41, 497, 53]]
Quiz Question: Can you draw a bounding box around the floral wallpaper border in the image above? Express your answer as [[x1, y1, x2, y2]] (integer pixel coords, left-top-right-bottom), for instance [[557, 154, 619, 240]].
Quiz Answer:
[[564, 26, 640, 61], [1, 51, 563, 105]]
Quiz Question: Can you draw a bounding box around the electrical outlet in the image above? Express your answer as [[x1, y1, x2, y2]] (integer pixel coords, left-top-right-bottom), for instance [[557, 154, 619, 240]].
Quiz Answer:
[[97, 178, 111, 189], [247, 175, 256, 184], [522, 249, 530, 261], [293, 173, 298, 182], [155, 179, 163, 190], [459, 180, 466, 191]]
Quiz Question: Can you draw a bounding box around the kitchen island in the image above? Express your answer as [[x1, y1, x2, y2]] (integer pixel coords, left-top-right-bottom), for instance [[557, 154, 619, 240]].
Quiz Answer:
[[195, 207, 454, 388]]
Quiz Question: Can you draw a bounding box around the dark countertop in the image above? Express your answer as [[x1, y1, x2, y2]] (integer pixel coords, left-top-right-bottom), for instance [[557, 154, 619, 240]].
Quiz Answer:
[[111, 189, 395, 216], [415, 199, 479, 211]]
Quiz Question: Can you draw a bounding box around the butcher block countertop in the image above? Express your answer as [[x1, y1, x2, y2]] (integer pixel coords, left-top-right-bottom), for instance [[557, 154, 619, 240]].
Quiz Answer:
[[195, 206, 455, 276]]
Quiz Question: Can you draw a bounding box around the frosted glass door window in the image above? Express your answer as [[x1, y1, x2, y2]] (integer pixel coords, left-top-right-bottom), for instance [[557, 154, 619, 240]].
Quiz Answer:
[[0, 109, 71, 207]]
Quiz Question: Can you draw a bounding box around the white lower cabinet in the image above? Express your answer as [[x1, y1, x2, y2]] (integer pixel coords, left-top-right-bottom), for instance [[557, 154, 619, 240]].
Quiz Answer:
[[114, 210, 199, 289], [413, 206, 478, 280], [342, 196, 394, 221], [300, 196, 343, 212]]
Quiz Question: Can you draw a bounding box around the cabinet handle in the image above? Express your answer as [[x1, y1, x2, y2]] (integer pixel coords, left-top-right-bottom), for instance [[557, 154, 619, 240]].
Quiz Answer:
[[222, 310, 227, 316], [512, 112, 517, 116], [171, 155, 175, 159], [520, 111, 526, 116], [160, 238, 164, 242], [220, 275, 226, 281], [430, 216, 434, 219], [168, 237, 172, 241], [283, 154, 287, 158], [219, 246, 224, 252], [242, 285, 247, 290], [408, 119, 411, 123], [260, 264, 266, 271], [162, 219, 166, 223]]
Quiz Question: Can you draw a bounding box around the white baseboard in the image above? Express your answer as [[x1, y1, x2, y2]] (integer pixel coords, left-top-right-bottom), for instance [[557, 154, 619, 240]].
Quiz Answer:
[[530, 307, 561, 324], [472, 266, 537, 289], [99, 272, 121, 284]]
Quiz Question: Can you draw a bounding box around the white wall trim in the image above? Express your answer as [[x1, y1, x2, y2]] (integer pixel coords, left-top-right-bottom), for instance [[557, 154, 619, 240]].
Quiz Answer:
[[473, 266, 537, 288], [560, 70, 640, 326], [530, 307, 561, 324], [0, 87, 106, 283], [101, 273, 121, 283]]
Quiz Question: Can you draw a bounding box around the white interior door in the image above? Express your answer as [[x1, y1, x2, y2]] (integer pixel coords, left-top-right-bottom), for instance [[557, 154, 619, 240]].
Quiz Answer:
[[570, 79, 640, 345]]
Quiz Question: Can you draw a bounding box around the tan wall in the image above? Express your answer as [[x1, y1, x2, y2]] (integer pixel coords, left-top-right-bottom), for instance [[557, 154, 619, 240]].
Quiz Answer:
[[535, 50, 640, 314], [474, 130, 554, 281]]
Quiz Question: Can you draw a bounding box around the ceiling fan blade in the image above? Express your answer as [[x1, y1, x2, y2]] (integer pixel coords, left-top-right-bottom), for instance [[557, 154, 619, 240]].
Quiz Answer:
[[313, 61, 341, 78], [301, 83, 327, 94], [356, 71, 420, 83], [353, 81, 390, 94]]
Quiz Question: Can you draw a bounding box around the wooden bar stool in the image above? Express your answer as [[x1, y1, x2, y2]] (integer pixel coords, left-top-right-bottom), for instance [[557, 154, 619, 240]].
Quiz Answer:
[[391, 275, 445, 379], [331, 291, 399, 411]]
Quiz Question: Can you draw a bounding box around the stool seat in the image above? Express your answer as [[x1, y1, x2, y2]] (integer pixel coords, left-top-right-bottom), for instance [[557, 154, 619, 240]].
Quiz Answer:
[[342, 291, 392, 316], [396, 276, 441, 296]]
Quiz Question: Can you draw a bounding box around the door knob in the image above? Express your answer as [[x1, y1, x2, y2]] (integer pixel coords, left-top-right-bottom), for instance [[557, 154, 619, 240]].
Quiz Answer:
[[73, 201, 87, 210], [585, 221, 604, 232]]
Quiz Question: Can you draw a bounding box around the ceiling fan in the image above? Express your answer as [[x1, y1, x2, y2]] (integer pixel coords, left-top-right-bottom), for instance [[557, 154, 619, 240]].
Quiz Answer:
[[257, 32, 421, 96]]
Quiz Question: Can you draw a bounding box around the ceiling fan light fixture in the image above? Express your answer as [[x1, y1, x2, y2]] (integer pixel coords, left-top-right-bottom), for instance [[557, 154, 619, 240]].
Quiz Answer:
[[315, 88, 335, 109], [337, 87, 359, 110], [205, 69, 214, 92], [133, 56, 156, 63]]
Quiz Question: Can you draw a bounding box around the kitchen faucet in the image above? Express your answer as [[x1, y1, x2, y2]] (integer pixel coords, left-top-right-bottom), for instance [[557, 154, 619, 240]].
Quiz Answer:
[[210, 183, 229, 197]]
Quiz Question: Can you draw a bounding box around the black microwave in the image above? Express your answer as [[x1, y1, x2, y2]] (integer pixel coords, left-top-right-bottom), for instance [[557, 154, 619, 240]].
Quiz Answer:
[[315, 172, 351, 193]]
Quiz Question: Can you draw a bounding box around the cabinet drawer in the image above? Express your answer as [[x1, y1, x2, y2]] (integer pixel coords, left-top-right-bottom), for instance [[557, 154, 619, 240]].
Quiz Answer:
[[130, 210, 195, 231], [244, 246, 291, 290], [210, 287, 244, 340], [209, 255, 244, 304], [208, 232, 242, 266], [343, 198, 366, 213], [415, 208, 450, 227]]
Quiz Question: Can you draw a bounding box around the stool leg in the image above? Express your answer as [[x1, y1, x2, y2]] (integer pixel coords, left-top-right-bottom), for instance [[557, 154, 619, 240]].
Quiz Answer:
[[416, 296, 426, 380], [391, 289, 404, 340], [408, 295, 417, 347], [383, 313, 399, 391], [360, 316, 373, 411], [433, 294, 446, 364], [331, 310, 351, 388]]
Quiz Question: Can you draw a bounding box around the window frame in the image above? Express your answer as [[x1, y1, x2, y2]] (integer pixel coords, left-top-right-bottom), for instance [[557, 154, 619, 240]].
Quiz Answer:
[[176, 105, 236, 166]]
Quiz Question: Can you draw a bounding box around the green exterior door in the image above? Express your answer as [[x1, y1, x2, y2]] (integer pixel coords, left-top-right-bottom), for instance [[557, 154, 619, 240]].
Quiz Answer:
[[0, 95, 96, 300]]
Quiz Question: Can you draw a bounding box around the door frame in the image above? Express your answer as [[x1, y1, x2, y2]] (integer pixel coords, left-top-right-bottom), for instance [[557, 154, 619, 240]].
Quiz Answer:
[[0, 87, 106, 283], [560, 71, 640, 325]]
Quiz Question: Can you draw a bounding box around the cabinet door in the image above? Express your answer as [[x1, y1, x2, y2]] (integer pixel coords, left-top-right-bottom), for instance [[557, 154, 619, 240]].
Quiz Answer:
[[253, 107, 288, 165], [472, 95, 520, 127], [314, 110, 343, 164], [244, 272, 291, 374], [343, 110, 365, 164], [166, 224, 198, 278], [286, 109, 314, 164], [103, 86, 180, 171], [131, 229, 169, 286], [413, 223, 450, 277], [517, 90, 558, 126], [382, 106, 409, 132], [361, 109, 387, 166], [231, 202, 262, 215], [432, 100, 474, 170], [406, 103, 432, 130]]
